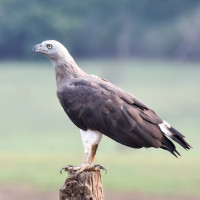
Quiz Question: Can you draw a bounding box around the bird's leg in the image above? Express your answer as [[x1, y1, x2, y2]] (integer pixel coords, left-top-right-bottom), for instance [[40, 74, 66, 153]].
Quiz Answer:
[[60, 165, 81, 174], [60, 129, 106, 175], [60, 144, 100, 174], [77, 143, 98, 174]]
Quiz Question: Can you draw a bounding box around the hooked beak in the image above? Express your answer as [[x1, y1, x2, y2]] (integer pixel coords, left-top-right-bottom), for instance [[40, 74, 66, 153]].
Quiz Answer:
[[32, 44, 42, 54]]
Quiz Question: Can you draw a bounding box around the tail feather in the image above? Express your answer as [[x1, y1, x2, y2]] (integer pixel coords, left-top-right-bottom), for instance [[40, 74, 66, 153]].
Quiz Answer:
[[161, 145, 178, 158], [174, 149, 181, 156], [169, 126, 185, 138], [161, 136, 180, 157], [159, 121, 191, 157], [169, 126, 191, 150]]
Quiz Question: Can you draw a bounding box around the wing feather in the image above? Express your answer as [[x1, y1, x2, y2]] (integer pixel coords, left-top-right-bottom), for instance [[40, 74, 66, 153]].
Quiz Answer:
[[57, 77, 164, 149]]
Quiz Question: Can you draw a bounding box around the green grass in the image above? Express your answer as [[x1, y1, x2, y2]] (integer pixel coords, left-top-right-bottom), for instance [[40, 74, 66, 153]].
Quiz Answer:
[[0, 59, 200, 195]]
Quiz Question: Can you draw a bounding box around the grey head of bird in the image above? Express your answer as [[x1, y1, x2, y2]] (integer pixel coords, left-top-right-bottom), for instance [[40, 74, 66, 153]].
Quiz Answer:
[[32, 40, 74, 65], [32, 40, 86, 80]]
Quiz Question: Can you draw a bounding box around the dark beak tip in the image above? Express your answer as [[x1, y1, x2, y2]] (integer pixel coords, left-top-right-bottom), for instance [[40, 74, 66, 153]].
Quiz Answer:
[[32, 44, 41, 55]]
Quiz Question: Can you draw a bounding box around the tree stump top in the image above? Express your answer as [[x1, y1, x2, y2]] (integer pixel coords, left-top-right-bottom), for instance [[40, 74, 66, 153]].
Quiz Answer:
[[60, 169, 104, 200]]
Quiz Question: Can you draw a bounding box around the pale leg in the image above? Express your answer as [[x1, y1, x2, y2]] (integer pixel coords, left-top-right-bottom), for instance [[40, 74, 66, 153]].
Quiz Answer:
[[61, 129, 106, 174]]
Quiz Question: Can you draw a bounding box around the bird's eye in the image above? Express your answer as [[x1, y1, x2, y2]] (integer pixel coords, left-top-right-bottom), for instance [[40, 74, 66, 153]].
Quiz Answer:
[[47, 44, 52, 49]]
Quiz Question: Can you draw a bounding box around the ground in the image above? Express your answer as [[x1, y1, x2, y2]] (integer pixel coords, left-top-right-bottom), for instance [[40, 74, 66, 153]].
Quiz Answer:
[[0, 60, 199, 199], [0, 185, 199, 200]]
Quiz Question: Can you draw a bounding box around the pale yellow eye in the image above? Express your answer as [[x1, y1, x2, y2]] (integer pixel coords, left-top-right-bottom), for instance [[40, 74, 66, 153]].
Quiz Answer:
[[47, 44, 52, 49]]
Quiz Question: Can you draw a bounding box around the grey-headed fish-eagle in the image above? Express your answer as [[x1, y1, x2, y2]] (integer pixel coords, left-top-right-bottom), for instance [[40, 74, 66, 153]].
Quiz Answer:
[[32, 40, 191, 174]]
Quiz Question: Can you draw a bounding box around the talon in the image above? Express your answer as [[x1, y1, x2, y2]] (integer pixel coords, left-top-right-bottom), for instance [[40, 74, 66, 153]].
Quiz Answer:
[[76, 164, 91, 175], [94, 164, 107, 174], [60, 165, 74, 174], [60, 164, 107, 175]]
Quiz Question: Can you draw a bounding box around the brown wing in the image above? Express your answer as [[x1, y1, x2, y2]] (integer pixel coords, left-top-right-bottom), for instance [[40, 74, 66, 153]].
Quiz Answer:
[[57, 76, 165, 149]]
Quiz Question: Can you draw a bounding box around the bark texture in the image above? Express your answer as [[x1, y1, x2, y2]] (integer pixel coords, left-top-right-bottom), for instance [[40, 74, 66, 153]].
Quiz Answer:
[[59, 169, 104, 200]]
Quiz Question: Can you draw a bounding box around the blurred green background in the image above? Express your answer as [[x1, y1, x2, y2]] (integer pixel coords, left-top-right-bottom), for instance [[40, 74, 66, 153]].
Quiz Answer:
[[0, 1, 200, 200]]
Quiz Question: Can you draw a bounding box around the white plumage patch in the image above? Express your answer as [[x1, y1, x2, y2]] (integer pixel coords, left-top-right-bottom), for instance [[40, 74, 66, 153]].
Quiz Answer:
[[90, 74, 99, 78], [158, 120, 172, 137], [80, 129, 102, 153]]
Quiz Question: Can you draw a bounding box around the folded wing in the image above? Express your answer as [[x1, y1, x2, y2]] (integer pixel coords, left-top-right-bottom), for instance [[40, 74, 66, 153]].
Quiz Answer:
[[57, 76, 191, 156]]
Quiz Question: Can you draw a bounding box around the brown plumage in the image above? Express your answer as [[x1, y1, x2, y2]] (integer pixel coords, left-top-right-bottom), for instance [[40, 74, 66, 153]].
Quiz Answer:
[[57, 75, 190, 156], [33, 40, 191, 173]]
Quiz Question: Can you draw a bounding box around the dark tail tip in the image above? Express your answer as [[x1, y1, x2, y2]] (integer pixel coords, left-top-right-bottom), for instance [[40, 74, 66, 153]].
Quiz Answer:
[[169, 126, 185, 138], [161, 139, 181, 158], [169, 127, 192, 150]]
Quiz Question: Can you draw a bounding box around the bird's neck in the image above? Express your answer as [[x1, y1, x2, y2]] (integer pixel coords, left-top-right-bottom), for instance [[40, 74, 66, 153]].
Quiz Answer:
[[52, 57, 86, 87]]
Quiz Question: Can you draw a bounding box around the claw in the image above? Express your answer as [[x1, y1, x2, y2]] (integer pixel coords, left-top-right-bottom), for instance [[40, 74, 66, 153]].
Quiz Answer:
[[60, 165, 75, 174], [60, 164, 107, 175], [76, 164, 107, 175], [75, 165, 90, 175], [94, 164, 107, 175]]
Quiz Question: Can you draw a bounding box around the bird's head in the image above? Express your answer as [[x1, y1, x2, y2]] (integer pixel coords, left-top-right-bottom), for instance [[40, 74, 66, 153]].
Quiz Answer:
[[32, 40, 71, 61]]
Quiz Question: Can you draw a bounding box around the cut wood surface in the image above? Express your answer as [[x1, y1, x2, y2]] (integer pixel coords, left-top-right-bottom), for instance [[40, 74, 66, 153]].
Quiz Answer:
[[60, 169, 104, 200]]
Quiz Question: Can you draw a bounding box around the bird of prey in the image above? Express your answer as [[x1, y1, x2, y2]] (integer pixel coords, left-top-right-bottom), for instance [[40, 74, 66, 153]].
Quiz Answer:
[[32, 40, 191, 174]]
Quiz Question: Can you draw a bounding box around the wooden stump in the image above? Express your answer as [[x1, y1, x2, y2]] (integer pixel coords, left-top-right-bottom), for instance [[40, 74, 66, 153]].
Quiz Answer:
[[59, 169, 104, 200]]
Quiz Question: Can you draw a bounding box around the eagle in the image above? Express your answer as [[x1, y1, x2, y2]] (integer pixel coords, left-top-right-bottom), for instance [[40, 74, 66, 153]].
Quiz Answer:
[[32, 40, 191, 174]]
